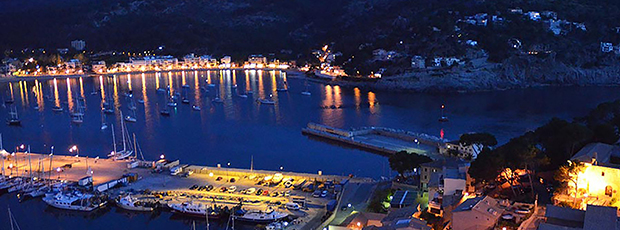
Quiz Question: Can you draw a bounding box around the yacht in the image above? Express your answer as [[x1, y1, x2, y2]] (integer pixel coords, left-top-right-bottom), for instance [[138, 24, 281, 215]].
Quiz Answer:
[[169, 202, 221, 218], [51, 105, 64, 112], [192, 105, 201, 111], [233, 208, 288, 223], [301, 91, 311, 96], [258, 95, 275, 105], [182, 98, 190, 104], [116, 195, 154, 211], [43, 192, 107, 212]]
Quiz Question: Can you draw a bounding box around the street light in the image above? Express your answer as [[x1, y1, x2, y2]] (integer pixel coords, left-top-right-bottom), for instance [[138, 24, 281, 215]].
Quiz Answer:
[[69, 145, 79, 158]]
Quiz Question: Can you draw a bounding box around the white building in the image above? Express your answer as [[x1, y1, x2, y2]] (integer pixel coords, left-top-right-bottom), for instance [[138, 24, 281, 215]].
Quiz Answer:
[[411, 56, 425, 69], [526, 11, 541, 21], [71, 40, 86, 51], [439, 141, 483, 159], [601, 42, 614, 53]]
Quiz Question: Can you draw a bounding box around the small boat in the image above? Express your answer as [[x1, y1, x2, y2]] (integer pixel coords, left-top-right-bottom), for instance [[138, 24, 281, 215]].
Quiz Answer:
[[4, 99, 14, 104], [137, 99, 144, 104], [258, 95, 275, 105], [90, 91, 98, 95], [182, 84, 190, 88], [301, 91, 311, 96], [43, 192, 107, 212], [124, 115, 137, 123], [116, 195, 154, 212], [192, 105, 201, 111], [160, 110, 171, 116], [103, 108, 114, 114], [182, 98, 190, 104], [233, 208, 288, 223], [212, 97, 224, 104], [232, 84, 238, 89], [51, 106, 63, 112], [169, 202, 221, 218], [157, 88, 166, 93], [237, 94, 248, 98], [439, 104, 449, 122], [168, 102, 177, 107], [276, 88, 288, 92]]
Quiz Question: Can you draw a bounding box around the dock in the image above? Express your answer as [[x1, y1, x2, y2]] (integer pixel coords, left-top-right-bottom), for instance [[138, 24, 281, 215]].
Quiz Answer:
[[301, 122, 444, 157]]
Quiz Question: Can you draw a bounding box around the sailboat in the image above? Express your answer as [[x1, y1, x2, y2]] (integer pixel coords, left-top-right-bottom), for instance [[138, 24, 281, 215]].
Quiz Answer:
[[181, 87, 190, 104], [301, 82, 311, 96], [211, 86, 223, 104], [166, 87, 177, 107], [4, 88, 14, 104], [124, 108, 137, 123], [71, 93, 84, 124], [438, 104, 449, 122], [257, 94, 275, 105], [100, 111, 108, 130], [6, 106, 21, 126], [107, 118, 134, 160]]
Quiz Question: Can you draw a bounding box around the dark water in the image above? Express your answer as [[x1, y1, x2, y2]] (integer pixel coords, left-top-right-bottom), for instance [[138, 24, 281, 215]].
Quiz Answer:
[[0, 70, 619, 229]]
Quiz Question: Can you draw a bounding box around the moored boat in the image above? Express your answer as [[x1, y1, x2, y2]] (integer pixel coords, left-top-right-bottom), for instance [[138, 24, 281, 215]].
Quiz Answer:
[[116, 195, 154, 212]]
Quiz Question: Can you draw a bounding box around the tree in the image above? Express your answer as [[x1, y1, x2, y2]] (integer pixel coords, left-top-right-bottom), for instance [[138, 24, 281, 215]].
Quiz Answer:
[[388, 151, 433, 175], [468, 147, 504, 182], [459, 132, 498, 146], [554, 161, 586, 207], [591, 123, 619, 144]]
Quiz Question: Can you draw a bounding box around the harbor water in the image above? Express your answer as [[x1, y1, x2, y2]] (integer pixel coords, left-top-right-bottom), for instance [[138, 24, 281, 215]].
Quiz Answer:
[[0, 70, 619, 229]]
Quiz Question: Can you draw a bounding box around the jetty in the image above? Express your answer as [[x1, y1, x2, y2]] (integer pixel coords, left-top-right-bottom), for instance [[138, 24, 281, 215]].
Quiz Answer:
[[301, 122, 444, 157]]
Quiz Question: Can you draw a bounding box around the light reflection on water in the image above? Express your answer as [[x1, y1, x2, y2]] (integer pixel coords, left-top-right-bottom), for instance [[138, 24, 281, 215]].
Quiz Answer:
[[1, 70, 620, 181]]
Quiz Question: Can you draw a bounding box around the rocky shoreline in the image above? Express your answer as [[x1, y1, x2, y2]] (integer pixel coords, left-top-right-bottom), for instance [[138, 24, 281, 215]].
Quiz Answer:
[[290, 61, 620, 93]]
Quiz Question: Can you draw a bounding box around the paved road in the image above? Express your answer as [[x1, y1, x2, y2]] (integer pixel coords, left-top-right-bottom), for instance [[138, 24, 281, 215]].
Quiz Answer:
[[329, 182, 377, 226]]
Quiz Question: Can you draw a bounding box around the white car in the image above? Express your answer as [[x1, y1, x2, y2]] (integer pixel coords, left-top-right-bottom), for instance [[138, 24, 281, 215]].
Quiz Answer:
[[228, 186, 237, 193], [246, 187, 256, 194], [285, 202, 301, 210]]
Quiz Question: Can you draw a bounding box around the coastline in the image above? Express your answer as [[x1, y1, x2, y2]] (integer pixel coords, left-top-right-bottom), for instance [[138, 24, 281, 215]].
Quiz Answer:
[[4, 65, 620, 94]]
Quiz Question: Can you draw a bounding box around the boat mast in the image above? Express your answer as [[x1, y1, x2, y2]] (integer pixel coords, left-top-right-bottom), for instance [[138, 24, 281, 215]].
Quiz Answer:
[[111, 124, 117, 154], [133, 133, 137, 159], [8, 207, 14, 230], [121, 112, 127, 152]]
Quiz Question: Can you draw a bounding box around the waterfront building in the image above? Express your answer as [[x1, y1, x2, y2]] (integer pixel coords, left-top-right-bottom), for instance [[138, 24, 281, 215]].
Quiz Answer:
[[92, 61, 107, 73], [439, 141, 483, 159], [71, 40, 86, 51], [451, 196, 503, 230], [538, 204, 619, 230]]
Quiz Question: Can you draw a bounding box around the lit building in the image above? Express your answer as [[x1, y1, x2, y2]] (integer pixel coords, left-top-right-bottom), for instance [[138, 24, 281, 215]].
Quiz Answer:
[[91, 61, 107, 73], [565, 143, 620, 207], [71, 40, 86, 51]]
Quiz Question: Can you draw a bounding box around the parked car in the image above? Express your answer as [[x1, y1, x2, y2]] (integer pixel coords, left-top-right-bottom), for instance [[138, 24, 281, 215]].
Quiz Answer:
[[271, 192, 279, 197], [286, 202, 301, 210], [229, 178, 236, 183], [256, 189, 263, 196], [247, 188, 256, 194], [189, 185, 198, 190], [312, 191, 321, 198], [220, 187, 228, 192], [321, 190, 328, 197], [216, 177, 223, 181], [262, 190, 269, 196], [228, 186, 237, 193], [206, 185, 214, 191]]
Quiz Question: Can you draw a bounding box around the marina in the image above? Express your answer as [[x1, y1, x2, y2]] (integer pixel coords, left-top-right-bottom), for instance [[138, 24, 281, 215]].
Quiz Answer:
[[0, 150, 361, 229]]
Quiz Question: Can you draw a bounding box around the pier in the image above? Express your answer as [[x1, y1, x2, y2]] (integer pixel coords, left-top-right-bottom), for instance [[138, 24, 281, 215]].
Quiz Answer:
[[301, 123, 444, 157]]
